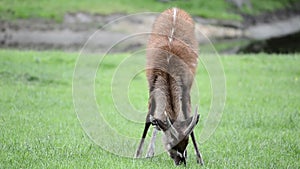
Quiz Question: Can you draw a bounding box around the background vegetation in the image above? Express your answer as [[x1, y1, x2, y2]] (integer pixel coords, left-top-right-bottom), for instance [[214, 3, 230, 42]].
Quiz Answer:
[[0, 0, 298, 21]]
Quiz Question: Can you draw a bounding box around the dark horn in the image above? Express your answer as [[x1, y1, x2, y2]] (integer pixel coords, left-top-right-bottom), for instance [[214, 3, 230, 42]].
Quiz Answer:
[[165, 111, 179, 139], [183, 106, 200, 136]]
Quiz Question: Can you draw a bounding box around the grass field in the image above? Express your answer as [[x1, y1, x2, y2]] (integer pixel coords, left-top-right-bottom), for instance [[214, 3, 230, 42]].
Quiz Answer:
[[0, 49, 299, 168], [0, 0, 298, 21]]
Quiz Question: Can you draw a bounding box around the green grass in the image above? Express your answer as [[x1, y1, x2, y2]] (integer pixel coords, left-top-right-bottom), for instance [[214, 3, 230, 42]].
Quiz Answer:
[[0, 49, 299, 168], [0, 0, 239, 21], [0, 0, 298, 22]]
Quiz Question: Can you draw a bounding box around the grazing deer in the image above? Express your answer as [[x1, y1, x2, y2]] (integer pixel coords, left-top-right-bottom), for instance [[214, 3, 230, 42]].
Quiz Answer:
[[135, 8, 204, 166]]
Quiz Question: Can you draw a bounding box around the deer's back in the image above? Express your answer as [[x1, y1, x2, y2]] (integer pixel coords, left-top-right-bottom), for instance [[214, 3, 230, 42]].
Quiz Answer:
[[146, 8, 198, 119], [146, 8, 198, 88]]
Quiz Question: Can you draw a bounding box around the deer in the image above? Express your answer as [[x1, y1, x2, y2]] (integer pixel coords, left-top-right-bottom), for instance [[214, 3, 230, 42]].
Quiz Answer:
[[135, 8, 204, 166]]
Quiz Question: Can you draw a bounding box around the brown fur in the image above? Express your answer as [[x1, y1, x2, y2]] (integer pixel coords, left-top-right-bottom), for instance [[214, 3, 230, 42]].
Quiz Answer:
[[136, 8, 203, 166], [146, 8, 198, 121]]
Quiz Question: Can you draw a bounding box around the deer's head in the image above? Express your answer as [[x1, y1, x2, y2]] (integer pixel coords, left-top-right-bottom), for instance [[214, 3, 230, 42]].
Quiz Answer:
[[150, 107, 200, 165]]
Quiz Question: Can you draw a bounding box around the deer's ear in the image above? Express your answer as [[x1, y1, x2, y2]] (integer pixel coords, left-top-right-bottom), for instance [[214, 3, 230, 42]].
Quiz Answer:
[[156, 119, 169, 131], [149, 114, 168, 131]]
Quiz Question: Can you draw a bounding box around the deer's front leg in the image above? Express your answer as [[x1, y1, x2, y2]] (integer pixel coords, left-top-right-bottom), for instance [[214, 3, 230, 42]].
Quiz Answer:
[[135, 121, 151, 158], [146, 128, 158, 158], [190, 131, 204, 165]]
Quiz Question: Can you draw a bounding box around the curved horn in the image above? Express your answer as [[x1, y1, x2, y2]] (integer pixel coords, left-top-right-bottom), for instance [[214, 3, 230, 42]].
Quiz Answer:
[[165, 111, 179, 140], [183, 105, 200, 136]]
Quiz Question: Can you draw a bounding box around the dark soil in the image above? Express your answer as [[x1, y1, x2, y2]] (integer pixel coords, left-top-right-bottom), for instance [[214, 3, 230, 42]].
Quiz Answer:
[[240, 31, 300, 53]]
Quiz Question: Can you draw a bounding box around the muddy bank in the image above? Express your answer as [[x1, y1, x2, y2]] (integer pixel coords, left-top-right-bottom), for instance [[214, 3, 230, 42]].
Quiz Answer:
[[0, 13, 244, 53], [1, 6, 300, 53], [241, 31, 300, 53], [240, 3, 300, 53]]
